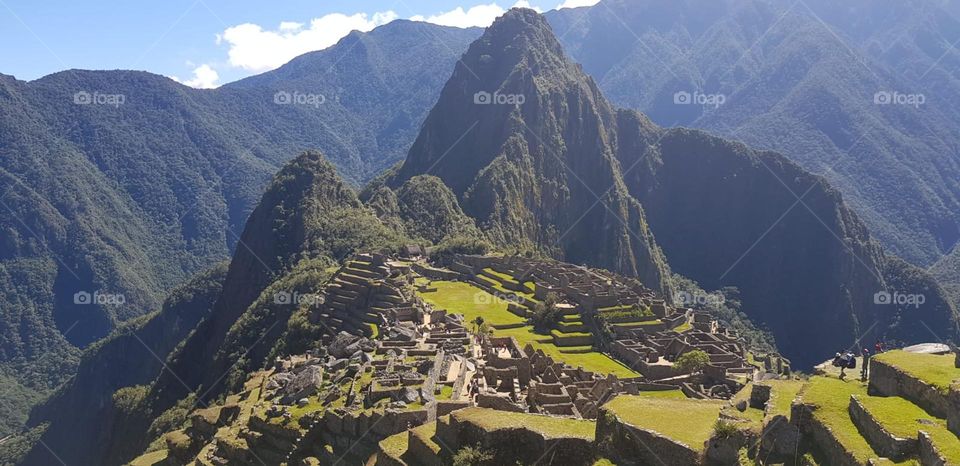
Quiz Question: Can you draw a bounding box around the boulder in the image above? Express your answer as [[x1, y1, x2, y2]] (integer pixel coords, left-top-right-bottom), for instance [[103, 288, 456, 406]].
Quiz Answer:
[[282, 366, 323, 402], [400, 387, 420, 403], [329, 332, 362, 359]]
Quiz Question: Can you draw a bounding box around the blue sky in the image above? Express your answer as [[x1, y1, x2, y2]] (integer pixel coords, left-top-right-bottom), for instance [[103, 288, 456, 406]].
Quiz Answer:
[[0, 0, 597, 87]]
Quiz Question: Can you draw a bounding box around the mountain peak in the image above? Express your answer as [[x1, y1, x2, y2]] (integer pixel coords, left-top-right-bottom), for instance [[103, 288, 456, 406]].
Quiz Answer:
[[394, 7, 671, 294]]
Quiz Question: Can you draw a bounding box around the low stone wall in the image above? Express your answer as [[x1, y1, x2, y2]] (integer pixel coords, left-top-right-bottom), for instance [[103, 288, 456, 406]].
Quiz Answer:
[[552, 332, 593, 347], [436, 400, 471, 417], [869, 358, 952, 421], [918, 431, 948, 466], [596, 406, 702, 465], [758, 413, 800, 461], [791, 404, 861, 466], [847, 395, 916, 460], [443, 411, 596, 466]]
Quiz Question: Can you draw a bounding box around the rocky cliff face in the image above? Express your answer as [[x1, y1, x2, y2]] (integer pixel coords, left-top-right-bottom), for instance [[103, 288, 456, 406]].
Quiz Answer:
[[395, 9, 672, 296]]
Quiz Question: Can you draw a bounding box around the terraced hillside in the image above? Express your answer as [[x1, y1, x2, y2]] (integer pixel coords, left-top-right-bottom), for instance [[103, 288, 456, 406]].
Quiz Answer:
[[417, 276, 640, 378]]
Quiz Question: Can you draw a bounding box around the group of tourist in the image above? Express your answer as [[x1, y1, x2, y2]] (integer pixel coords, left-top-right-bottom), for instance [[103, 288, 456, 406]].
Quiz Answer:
[[832, 340, 885, 381]]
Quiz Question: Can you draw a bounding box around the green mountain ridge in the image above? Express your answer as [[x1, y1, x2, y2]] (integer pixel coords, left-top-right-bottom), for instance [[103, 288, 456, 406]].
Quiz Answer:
[[0, 21, 480, 435], [546, 0, 960, 267]]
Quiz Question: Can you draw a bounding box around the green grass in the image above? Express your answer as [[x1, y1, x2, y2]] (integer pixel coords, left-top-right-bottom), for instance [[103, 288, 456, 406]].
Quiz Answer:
[[799, 377, 876, 463], [379, 431, 409, 460], [723, 384, 765, 430], [765, 379, 805, 419], [483, 267, 519, 284], [418, 281, 526, 326], [857, 395, 960, 461], [129, 449, 168, 466], [872, 350, 959, 394], [612, 320, 663, 328], [550, 329, 592, 338], [604, 396, 724, 451], [437, 385, 454, 400], [494, 326, 638, 377], [368, 323, 379, 339], [673, 321, 693, 332], [453, 407, 596, 440], [410, 422, 441, 454], [636, 389, 687, 399], [420, 281, 638, 378]]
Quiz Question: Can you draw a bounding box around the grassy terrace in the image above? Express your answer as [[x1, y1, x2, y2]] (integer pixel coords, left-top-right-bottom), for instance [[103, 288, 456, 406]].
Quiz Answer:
[[765, 379, 804, 419], [379, 430, 409, 461], [724, 383, 765, 430], [873, 350, 959, 394], [452, 407, 595, 440], [604, 395, 724, 451], [496, 326, 637, 377], [798, 377, 903, 464], [419, 281, 638, 377], [476, 273, 540, 303], [419, 281, 526, 326], [858, 395, 960, 461]]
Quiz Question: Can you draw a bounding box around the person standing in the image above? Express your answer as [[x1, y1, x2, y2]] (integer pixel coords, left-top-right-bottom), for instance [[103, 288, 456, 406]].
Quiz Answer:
[[861, 348, 871, 381]]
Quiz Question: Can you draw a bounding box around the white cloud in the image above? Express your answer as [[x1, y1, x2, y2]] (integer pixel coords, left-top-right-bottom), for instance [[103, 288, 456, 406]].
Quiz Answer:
[[210, 2, 552, 77], [220, 11, 398, 72], [557, 0, 599, 9], [410, 2, 541, 28], [172, 64, 220, 89]]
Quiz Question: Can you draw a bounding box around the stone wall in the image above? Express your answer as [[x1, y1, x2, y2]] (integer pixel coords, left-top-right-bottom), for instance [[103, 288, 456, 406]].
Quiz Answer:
[[791, 404, 861, 466], [442, 410, 597, 466], [596, 407, 702, 465], [847, 395, 916, 460], [869, 359, 953, 422], [918, 431, 948, 466]]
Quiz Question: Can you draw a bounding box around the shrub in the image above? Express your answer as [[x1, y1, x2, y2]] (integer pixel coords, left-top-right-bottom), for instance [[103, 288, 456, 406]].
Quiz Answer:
[[452, 444, 494, 466], [713, 419, 738, 439]]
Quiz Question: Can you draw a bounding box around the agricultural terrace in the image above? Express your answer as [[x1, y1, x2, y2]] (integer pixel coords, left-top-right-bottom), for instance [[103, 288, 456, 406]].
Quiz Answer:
[[418, 280, 640, 378]]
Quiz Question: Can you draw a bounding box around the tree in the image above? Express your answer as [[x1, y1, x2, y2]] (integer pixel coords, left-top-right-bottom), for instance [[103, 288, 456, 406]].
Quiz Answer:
[[530, 292, 562, 332], [675, 350, 710, 374]]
